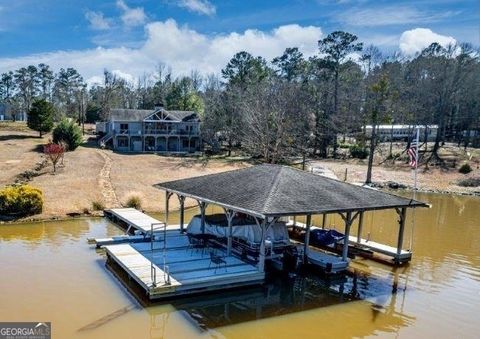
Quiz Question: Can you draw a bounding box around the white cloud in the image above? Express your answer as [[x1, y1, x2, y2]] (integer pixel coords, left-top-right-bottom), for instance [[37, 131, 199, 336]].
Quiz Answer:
[[116, 0, 147, 27], [85, 10, 112, 30], [0, 19, 322, 85], [178, 0, 216, 16], [399, 28, 456, 55], [336, 6, 458, 27]]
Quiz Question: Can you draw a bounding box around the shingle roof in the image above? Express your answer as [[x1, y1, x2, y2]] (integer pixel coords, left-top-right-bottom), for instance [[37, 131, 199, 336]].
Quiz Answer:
[[155, 165, 428, 217], [167, 110, 199, 122], [110, 109, 154, 121], [110, 108, 199, 122]]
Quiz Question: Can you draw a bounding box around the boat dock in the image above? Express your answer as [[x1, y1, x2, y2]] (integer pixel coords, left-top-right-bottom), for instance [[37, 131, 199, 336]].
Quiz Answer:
[[104, 208, 167, 234], [288, 221, 412, 264], [104, 230, 265, 300]]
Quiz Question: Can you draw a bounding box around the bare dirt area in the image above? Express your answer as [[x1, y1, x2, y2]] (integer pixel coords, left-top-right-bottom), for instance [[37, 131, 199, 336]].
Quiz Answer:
[[2, 125, 478, 221], [0, 129, 45, 187], [1, 126, 247, 220], [108, 152, 247, 212], [311, 150, 480, 196]]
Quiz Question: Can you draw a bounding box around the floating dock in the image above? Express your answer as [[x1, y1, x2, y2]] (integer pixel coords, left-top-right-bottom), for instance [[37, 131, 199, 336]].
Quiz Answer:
[[104, 208, 166, 234], [288, 221, 411, 264], [104, 230, 265, 300]]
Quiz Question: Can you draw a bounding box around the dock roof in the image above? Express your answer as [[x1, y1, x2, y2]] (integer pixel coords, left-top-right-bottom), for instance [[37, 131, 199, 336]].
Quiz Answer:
[[155, 165, 428, 217]]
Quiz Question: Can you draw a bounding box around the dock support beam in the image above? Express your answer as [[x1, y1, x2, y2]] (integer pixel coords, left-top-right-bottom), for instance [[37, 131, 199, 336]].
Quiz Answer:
[[198, 201, 207, 234], [396, 207, 407, 263], [177, 195, 186, 233], [259, 219, 266, 273], [165, 191, 172, 228], [357, 211, 364, 243], [224, 209, 235, 256], [322, 214, 326, 229], [304, 214, 312, 264], [340, 211, 359, 262]]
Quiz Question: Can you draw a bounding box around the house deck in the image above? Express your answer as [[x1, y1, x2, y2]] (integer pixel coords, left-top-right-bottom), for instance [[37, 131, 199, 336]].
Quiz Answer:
[[105, 231, 265, 300]]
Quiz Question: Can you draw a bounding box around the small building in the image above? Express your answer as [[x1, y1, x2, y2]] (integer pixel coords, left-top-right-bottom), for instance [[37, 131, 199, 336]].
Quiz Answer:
[[364, 125, 438, 142], [96, 106, 201, 153], [0, 103, 27, 121]]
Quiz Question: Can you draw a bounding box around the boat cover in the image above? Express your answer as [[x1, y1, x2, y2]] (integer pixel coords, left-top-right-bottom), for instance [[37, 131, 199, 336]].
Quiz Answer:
[[310, 229, 345, 247], [187, 214, 290, 246]]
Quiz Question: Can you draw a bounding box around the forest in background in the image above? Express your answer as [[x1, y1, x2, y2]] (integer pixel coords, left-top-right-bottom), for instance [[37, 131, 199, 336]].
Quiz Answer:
[[1, 31, 479, 164]]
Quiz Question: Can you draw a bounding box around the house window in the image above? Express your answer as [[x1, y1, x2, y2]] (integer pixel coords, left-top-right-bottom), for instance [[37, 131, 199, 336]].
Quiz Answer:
[[120, 123, 128, 133], [182, 139, 189, 148]]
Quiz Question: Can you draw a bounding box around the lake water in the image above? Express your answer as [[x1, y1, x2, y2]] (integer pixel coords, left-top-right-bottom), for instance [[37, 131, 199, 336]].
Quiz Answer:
[[0, 192, 479, 338]]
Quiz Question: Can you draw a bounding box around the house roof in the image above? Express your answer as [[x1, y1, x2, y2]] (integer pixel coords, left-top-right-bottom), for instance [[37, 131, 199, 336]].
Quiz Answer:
[[110, 109, 154, 121], [167, 111, 199, 122], [110, 108, 199, 122], [155, 164, 428, 217]]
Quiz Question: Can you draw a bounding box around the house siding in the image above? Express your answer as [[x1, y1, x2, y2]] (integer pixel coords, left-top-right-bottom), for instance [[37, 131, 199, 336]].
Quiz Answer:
[[105, 109, 201, 153]]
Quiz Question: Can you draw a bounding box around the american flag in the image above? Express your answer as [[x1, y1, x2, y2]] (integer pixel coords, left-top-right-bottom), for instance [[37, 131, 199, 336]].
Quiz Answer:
[[407, 141, 418, 168]]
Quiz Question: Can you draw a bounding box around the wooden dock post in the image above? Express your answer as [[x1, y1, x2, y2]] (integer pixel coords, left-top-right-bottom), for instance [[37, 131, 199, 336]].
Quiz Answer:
[[342, 212, 353, 261], [178, 195, 185, 233], [357, 211, 364, 243], [322, 213, 326, 229], [304, 214, 312, 263], [396, 207, 407, 263], [258, 219, 266, 273], [198, 201, 207, 234], [224, 209, 235, 256]]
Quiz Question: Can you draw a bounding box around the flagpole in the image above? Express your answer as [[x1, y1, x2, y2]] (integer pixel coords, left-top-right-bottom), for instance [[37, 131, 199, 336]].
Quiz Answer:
[[414, 126, 419, 196], [409, 126, 420, 251]]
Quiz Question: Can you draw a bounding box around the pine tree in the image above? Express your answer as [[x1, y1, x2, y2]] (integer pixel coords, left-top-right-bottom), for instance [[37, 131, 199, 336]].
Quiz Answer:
[[27, 99, 54, 137]]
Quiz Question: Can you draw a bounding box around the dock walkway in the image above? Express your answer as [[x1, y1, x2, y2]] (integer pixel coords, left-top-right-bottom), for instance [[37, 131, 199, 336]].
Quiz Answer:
[[288, 221, 411, 264], [104, 208, 165, 234], [105, 230, 265, 299]]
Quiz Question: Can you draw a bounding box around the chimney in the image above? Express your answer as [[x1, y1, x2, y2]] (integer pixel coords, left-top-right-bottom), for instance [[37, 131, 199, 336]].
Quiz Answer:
[[154, 102, 164, 110]]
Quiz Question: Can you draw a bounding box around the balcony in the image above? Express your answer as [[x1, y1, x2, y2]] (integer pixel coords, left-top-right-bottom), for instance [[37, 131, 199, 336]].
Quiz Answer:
[[144, 128, 199, 136]]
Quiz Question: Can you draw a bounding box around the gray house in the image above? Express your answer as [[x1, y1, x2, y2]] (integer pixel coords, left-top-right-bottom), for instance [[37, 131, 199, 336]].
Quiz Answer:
[[0, 103, 27, 121], [96, 106, 201, 153]]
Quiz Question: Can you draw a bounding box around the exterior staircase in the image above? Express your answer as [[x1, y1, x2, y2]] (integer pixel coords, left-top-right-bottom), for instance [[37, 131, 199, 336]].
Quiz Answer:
[[99, 132, 113, 146]]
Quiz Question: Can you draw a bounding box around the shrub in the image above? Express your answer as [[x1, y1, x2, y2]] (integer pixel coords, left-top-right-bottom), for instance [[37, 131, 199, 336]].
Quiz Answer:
[[0, 184, 43, 216], [457, 177, 480, 187], [92, 200, 105, 211], [52, 119, 83, 151], [458, 163, 472, 174], [126, 195, 142, 209], [349, 144, 369, 159]]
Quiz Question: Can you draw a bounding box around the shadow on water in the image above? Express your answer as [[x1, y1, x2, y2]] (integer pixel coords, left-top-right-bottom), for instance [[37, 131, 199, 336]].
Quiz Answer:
[[105, 257, 415, 335]]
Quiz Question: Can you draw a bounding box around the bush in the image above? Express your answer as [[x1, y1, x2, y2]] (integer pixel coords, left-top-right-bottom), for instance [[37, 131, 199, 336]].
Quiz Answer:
[[52, 119, 83, 151], [349, 144, 369, 159], [0, 184, 43, 216], [457, 177, 480, 187], [458, 163, 472, 174], [126, 195, 142, 209], [338, 143, 352, 149], [92, 200, 105, 211]]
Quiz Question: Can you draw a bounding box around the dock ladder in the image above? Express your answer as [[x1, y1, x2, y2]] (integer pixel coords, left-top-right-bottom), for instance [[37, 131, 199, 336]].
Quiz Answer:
[[150, 222, 171, 287]]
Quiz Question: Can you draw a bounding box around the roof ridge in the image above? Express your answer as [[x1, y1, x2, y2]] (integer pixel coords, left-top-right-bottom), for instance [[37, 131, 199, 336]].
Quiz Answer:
[[262, 166, 284, 214]]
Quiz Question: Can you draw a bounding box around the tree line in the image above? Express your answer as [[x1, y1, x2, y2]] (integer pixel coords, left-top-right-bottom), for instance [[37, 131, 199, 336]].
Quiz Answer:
[[1, 31, 479, 163]]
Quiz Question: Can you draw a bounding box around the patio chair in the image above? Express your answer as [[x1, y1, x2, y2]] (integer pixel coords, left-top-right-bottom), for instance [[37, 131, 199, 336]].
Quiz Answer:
[[209, 251, 227, 273]]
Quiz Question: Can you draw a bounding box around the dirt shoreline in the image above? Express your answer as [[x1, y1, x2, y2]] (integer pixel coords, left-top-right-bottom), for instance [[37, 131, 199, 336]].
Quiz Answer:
[[1, 127, 479, 223]]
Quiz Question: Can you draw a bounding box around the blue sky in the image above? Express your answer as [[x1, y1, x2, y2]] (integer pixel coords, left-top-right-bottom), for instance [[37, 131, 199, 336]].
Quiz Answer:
[[0, 0, 478, 83]]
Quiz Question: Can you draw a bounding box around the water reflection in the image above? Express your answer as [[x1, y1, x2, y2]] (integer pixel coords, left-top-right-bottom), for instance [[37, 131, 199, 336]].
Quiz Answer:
[[139, 268, 415, 337], [0, 192, 478, 338]]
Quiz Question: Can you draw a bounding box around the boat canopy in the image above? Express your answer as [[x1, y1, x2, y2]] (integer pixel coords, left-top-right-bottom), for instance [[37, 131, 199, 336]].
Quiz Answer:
[[155, 164, 428, 218]]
